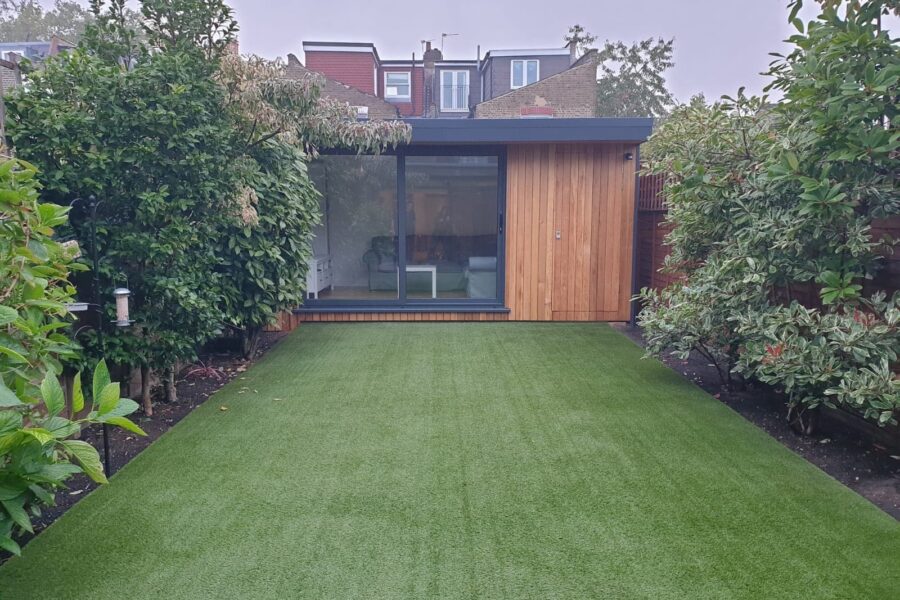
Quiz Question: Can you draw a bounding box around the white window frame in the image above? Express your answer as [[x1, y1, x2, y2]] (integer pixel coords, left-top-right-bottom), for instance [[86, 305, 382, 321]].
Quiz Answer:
[[510, 59, 540, 89], [440, 70, 469, 112], [383, 71, 411, 100]]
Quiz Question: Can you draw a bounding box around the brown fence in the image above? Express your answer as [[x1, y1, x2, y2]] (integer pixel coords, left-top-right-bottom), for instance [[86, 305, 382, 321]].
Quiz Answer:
[[636, 175, 899, 299], [637, 174, 681, 291]]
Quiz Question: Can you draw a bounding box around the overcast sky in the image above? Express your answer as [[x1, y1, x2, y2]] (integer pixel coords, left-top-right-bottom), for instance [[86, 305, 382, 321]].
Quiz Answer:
[[226, 0, 831, 102]]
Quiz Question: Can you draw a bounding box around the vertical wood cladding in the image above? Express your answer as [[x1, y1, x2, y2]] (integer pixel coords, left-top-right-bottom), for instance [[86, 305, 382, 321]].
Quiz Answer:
[[505, 143, 637, 321]]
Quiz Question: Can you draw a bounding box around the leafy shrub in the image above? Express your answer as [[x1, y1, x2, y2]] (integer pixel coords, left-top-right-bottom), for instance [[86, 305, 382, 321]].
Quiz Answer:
[[736, 294, 900, 426], [0, 159, 81, 397], [1, 361, 145, 556], [638, 0, 899, 426], [0, 156, 143, 556], [638, 258, 768, 386], [217, 142, 321, 357], [6, 26, 242, 382]]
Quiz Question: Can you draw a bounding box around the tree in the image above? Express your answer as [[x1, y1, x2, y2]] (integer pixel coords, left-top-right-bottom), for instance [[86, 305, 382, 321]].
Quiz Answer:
[[564, 24, 596, 58], [8, 0, 412, 407], [596, 38, 676, 118], [6, 1, 243, 408], [0, 1, 93, 42], [638, 0, 899, 429], [214, 55, 409, 356]]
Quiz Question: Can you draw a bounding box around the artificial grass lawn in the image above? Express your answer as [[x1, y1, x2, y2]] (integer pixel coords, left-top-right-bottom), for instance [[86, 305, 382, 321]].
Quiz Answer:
[[1, 324, 898, 599]]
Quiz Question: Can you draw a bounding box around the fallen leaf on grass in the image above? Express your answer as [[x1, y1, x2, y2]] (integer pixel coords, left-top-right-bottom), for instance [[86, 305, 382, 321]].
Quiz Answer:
[[219, 406, 229, 412]]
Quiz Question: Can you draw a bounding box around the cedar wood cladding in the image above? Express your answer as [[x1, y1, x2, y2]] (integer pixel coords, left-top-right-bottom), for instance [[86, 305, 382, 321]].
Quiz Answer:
[[505, 143, 637, 321], [290, 141, 640, 324]]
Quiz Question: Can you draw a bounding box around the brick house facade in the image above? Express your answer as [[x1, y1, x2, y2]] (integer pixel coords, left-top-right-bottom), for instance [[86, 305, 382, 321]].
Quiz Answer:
[[285, 54, 399, 120], [474, 52, 599, 119], [299, 39, 600, 119]]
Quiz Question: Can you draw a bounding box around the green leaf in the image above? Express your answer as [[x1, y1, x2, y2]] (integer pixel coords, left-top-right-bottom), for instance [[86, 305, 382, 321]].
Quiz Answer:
[[0, 305, 18, 326], [41, 372, 65, 417], [42, 416, 81, 439], [27, 484, 55, 506], [1, 498, 33, 534], [0, 411, 22, 434], [0, 482, 27, 501], [102, 398, 140, 419], [0, 535, 22, 556], [0, 344, 28, 364], [72, 372, 84, 414], [22, 428, 54, 445], [97, 382, 121, 416], [0, 379, 24, 408], [103, 416, 147, 436], [785, 152, 799, 172], [61, 440, 107, 484], [92, 360, 111, 408]]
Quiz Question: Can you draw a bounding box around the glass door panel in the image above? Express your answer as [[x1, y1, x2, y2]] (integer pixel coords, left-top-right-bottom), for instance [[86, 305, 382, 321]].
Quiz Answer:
[[405, 156, 499, 300], [308, 155, 398, 301]]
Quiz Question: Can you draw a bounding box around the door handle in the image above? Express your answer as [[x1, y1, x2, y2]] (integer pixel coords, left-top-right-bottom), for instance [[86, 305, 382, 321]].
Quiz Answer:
[[499, 212, 504, 234], [556, 230, 562, 240]]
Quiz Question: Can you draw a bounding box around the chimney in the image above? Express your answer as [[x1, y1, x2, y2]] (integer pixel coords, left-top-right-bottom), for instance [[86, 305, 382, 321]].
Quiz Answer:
[[422, 41, 443, 117], [567, 39, 578, 65]]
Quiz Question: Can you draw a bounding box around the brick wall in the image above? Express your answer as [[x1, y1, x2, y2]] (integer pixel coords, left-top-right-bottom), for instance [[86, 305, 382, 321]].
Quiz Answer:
[[285, 55, 399, 120], [378, 66, 424, 117], [868, 216, 900, 298], [474, 56, 597, 119], [305, 50, 376, 95]]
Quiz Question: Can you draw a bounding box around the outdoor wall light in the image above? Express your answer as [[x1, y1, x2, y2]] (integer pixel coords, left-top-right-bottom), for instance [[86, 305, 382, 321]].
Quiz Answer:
[[624, 152, 635, 161], [113, 288, 133, 327]]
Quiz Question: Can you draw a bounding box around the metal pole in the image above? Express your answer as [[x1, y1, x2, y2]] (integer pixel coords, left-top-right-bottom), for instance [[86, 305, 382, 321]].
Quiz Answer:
[[86, 197, 112, 476]]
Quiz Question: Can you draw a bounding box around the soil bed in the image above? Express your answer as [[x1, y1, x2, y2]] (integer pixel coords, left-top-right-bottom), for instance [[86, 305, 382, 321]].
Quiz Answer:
[[615, 324, 900, 520]]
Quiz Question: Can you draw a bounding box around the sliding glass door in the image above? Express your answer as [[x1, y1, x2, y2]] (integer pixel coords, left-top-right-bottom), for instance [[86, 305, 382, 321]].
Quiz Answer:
[[306, 148, 504, 308], [405, 156, 499, 300], [307, 155, 398, 301]]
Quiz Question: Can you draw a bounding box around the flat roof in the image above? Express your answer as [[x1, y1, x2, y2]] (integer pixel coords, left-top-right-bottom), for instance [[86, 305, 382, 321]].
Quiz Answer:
[[404, 118, 654, 145], [483, 48, 571, 58]]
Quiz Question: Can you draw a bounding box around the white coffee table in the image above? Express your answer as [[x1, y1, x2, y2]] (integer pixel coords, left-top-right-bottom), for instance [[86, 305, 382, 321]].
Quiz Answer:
[[403, 265, 437, 298]]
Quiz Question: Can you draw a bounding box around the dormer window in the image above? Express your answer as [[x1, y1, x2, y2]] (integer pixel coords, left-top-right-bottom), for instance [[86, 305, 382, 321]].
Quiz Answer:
[[384, 72, 411, 100], [511, 59, 539, 89]]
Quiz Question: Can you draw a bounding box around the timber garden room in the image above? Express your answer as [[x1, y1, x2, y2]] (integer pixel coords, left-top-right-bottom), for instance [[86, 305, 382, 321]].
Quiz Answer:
[[299, 117, 653, 322]]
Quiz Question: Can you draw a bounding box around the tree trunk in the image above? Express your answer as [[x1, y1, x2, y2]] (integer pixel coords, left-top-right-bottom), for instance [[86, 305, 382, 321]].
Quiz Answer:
[[788, 403, 820, 436], [164, 367, 177, 403], [141, 365, 153, 416], [242, 326, 262, 359]]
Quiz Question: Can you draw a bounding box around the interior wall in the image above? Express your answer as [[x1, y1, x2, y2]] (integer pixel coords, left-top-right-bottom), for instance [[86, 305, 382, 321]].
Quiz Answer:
[[505, 143, 638, 321]]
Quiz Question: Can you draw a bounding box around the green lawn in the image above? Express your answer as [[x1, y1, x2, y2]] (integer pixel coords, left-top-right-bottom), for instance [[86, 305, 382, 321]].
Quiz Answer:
[[1, 323, 898, 599]]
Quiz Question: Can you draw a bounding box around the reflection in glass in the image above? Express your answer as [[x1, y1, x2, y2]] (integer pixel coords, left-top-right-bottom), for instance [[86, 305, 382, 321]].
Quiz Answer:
[[308, 155, 398, 300], [405, 156, 499, 300]]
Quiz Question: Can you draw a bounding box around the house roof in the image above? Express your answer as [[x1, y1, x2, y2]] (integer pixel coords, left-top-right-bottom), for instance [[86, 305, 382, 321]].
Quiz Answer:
[[284, 54, 400, 120], [481, 48, 570, 59], [403, 118, 654, 144], [301, 41, 381, 62]]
